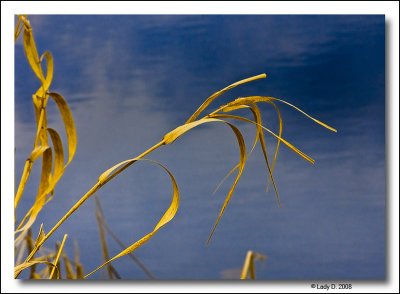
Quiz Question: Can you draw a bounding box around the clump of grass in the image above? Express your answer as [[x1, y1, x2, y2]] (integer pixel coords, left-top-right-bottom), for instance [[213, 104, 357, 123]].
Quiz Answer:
[[14, 15, 336, 279]]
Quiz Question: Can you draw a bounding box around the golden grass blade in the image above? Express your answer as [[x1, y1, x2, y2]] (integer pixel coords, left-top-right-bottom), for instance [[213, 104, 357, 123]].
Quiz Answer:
[[248, 104, 281, 207], [261, 101, 283, 192], [163, 118, 223, 144], [212, 104, 266, 196], [33, 224, 46, 248], [18, 140, 165, 271], [20, 16, 45, 83], [47, 128, 65, 183], [212, 165, 238, 195], [95, 197, 121, 279], [48, 92, 77, 165], [211, 113, 315, 164], [33, 107, 49, 148], [207, 122, 246, 243], [165, 117, 248, 241], [39, 51, 54, 92], [15, 16, 23, 42], [15, 147, 53, 240], [14, 260, 59, 279], [228, 96, 337, 132], [14, 146, 50, 209], [185, 74, 267, 123], [240, 250, 267, 280], [85, 159, 179, 278], [49, 234, 68, 279], [100, 212, 156, 279]]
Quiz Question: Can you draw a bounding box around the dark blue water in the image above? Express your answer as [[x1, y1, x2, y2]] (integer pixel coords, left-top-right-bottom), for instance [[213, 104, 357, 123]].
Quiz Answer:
[[15, 15, 385, 280]]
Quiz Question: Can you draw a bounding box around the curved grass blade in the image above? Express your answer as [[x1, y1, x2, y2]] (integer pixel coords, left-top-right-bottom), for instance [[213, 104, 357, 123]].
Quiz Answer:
[[186, 74, 267, 123], [210, 113, 315, 164], [228, 96, 337, 132], [15, 147, 53, 241], [164, 117, 248, 242], [20, 16, 45, 83], [100, 209, 156, 279], [248, 103, 281, 207], [84, 159, 179, 278], [39, 51, 54, 93], [48, 92, 77, 165], [47, 128, 65, 181], [212, 104, 268, 196], [15, 146, 50, 209], [207, 121, 246, 243]]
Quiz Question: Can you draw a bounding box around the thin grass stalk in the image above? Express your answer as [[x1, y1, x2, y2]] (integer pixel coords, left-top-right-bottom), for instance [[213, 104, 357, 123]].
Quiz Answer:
[[49, 234, 67, 279]]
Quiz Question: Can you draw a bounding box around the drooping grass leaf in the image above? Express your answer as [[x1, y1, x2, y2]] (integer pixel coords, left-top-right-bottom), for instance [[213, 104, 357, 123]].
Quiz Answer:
[[48, 92, 77, 165], [227, 96, 337, 132], [211, 113, 315, 164], [20, 16, 45, 83], [15, 146, 50, 209], [84, 159, 179, 278]]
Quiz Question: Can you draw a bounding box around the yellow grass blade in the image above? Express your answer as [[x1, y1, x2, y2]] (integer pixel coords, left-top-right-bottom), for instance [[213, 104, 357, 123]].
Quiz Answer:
[[248, 104, 281, 207], [186, 74, 267, 123], [15, 147, 53, 240], [207, 122, 246, 243], [228, 96, 337, 132], [240, 250, 267, 280], [212, 105, 261, 196], [211, 113, 315, 164], [165, 117, 248, 242], [14, 16, 23, 41], [261, 100, 283, 193], [47, 128, 65, 181], [20, 16, 45, 83], [213, 103, 280, 204], [40, 51, 54, 92], [85, 159, 179, 278], [33, 107, 49, 148], [100, 209, 156, 279], [15, 146, 50, 209], [48, 92, 77, 165], [49, 234, 68, 279], [33, 224, 46, 248], [14, 260, 60, 279]]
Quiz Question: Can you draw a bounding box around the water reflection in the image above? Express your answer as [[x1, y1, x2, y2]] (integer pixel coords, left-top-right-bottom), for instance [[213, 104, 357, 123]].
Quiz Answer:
[[15, 15, 385, 279]]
